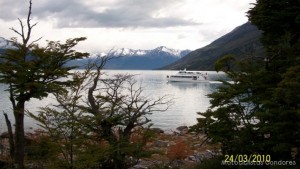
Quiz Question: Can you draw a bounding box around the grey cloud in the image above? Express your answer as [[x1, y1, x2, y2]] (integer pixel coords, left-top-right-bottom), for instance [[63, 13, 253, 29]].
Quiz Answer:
[[0, 0, 200, 28], [0, 1, 28, 20]]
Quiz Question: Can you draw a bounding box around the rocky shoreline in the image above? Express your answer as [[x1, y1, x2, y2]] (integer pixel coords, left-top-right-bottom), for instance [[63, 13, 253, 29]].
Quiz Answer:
[[130, 126, 221, 169], [0, 126, 220, 169]]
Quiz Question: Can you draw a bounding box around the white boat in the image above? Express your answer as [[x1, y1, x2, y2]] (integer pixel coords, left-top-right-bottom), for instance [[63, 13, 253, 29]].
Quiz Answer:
[[167, 69, 208, 82]]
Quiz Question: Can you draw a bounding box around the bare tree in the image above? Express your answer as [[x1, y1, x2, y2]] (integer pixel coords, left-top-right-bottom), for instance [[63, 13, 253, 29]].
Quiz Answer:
[[29, 55, 172, 168], [82, 56, 172, 168]]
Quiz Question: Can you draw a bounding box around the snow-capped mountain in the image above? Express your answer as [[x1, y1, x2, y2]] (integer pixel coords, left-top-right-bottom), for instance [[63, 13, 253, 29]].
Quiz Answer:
[[0, 37, 11, 55], [74, 46, 191, 70], [89, 52, 107, 58], [150, 46, 186, 57], [106, 46, 189, 58], [107, 48, 146, 56], [0, 36, 191, 70], [97, 46, 191, 69], [0, 37, 13, 50]]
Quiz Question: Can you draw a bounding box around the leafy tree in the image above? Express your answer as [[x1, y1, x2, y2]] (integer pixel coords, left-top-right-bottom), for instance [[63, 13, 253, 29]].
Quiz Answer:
[[28, 107, 87, 169], [191, 0, 300, 167], [28, 68, 93, 169], [214, 54, 236, 72], [25, 130, 59, 169], [247, 0, 300, 161], [191, 58, 265, 155], [0, 1, 88, 168]]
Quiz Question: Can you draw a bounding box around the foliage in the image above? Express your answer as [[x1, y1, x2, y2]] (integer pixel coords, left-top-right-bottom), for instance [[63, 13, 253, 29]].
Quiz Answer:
[[247, 0, 300, 161], [76, 58, 171, 169], [191, 0, 300, 167], [166, 140, 192, 161], [29, 56, 172, 169], [192, 156, 235, 169], [248, 0, 300, 50], [192, 59, 266, 154], [214, 54, 236, 72], [27, 67, 94, 169], [0, 1, 88, 168], [28, 106, 87, 168], [25, 130, 60, 169], [0, 37, 88, 100]]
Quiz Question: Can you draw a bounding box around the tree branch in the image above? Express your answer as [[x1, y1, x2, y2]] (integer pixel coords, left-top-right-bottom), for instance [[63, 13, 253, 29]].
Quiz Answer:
[[25, 0, 33, 45]]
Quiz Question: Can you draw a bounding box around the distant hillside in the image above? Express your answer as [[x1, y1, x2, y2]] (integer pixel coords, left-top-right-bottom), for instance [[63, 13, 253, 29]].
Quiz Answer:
[[0, 37, 12, 54], [0, 37, 190, 70], [161, 22, 264, 70], [69, 46, 191, 70]]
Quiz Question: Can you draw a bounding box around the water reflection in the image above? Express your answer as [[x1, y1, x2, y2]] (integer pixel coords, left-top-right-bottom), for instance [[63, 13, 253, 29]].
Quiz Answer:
[[167, 81, 210, 90]]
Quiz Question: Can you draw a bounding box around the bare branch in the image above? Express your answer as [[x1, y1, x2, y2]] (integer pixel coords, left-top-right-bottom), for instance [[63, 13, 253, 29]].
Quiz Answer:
[[30, 22, 38, 29], [9, 1, 38, 49], [28, 36, 43, 47], [86, 55, 116, 115], [18, 18, 25, 38], [25, 0, 33, 45], [9, 27, 23, 38]]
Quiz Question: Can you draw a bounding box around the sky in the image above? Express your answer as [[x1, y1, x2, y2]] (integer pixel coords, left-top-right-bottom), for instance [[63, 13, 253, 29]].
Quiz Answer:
[[0, 0, 255, 53]]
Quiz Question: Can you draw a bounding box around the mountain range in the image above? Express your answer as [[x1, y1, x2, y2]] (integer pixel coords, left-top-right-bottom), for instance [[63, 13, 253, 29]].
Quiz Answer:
[[0, 22, 264, 70], [90, 46, 191, 69], [161, 22, 264, 70], [0, 37, 190, 69], [0, 37, 13, 54], [0, 37, 12, 48]]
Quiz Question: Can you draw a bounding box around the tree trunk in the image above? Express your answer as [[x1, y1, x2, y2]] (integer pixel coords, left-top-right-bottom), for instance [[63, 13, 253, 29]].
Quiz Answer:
[[3, 113, 15, 161], [14, 101, 25, 169]]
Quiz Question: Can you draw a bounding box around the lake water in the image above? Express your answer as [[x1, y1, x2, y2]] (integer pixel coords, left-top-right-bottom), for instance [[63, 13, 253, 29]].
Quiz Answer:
[[0, 70, 224, 133]]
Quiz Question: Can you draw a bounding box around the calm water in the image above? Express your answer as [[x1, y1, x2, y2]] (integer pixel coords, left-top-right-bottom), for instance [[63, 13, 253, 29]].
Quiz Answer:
[[0, 70, 223, 132]]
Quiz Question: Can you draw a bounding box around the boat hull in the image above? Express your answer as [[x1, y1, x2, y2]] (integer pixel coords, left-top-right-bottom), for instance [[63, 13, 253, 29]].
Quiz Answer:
[[167, 77, 208, 83]]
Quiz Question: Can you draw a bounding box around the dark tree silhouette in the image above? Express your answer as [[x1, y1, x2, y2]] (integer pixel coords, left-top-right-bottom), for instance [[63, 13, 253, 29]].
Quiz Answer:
[[0, 1, 88, 168]]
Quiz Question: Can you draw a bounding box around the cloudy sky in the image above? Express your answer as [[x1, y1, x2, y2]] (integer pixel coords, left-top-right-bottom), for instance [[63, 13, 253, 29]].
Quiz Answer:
[[0, 0, 255, 53]]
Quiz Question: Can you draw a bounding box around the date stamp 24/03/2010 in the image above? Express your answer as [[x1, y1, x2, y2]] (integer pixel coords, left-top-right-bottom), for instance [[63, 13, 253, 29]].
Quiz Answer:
[[223, 154, 271, 163], [222, 154, 296, 166]]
